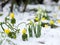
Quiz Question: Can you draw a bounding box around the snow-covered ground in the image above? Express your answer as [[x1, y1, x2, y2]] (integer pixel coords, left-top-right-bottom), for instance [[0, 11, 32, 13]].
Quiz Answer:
[[0, 4, 60, 45]]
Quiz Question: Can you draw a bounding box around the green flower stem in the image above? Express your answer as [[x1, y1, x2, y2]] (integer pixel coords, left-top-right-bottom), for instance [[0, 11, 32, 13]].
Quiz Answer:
[[6, 22, 19, 32], [28, 25, 33, 37], [33, 22, 41, 38], [0, 22, 12, 31], [1, 23, 4, 31], [5, 22, 14, 30], [33, 24, 36, 37], [0, 22, 16, 31], [36, 23, 41, 38]]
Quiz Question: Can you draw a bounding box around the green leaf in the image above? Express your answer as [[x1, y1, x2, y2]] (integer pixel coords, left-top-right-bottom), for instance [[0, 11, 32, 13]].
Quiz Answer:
[[22, 34, 28, 41], [8, 32, 16, 39], [11, 18, 16, 24]]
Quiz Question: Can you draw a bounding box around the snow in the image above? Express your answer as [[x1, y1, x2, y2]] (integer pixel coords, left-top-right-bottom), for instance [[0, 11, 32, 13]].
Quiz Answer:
[[0, 3, 60, 45]]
